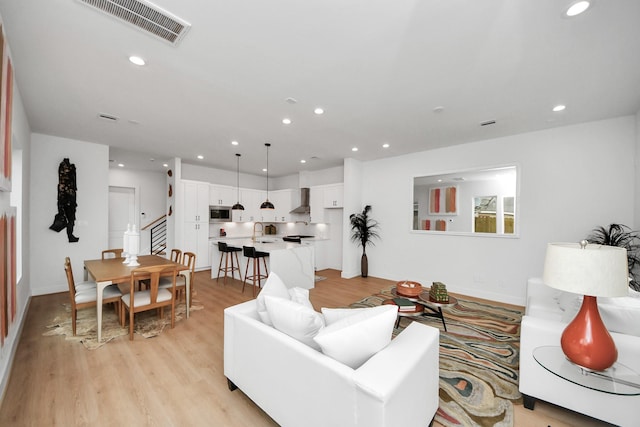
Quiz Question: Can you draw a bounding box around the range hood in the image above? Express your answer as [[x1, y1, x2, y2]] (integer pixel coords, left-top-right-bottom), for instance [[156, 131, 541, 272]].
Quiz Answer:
[[290, 187, 310, 214]]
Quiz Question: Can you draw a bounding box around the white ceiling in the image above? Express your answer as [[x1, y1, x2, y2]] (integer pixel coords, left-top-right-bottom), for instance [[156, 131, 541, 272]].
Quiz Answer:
[[0, 0, 639, 177]]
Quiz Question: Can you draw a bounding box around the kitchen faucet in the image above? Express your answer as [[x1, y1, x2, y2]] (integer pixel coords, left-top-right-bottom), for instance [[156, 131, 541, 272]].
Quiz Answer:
[[252, 222, 264, 242]]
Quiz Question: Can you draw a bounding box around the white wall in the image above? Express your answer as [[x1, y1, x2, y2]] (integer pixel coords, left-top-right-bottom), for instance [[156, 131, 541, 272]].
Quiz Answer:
[[30, 134, 109, 295], [0, 57, 32, 402], [635, 111, 640, 231], [350, 116, 636, 305], [109, 168, 166, 227]]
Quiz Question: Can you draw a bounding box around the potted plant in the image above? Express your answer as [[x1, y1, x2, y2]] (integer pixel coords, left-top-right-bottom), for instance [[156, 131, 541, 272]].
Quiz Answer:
[[586, 223, 640, 291], [349, 205, 380, 277]]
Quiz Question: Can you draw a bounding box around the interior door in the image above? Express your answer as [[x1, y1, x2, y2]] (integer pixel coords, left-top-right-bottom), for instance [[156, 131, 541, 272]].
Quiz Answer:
[[109, 186, 135, 250]]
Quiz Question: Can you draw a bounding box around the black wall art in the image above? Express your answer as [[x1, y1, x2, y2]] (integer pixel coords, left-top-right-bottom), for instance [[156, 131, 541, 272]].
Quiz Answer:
[[49, 158, 79, 242]]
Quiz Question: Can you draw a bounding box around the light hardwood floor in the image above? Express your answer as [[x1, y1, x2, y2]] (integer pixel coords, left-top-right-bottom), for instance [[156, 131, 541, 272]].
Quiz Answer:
[[0, 269, 610, 426]]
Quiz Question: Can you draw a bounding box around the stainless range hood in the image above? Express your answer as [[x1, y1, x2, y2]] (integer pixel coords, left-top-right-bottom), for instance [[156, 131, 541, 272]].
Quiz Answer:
[[290, 187, 310, 214]]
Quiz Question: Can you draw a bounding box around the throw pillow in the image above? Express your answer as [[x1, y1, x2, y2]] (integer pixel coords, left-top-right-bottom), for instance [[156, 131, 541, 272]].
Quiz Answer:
[[264, 296, 325, 350], [256, 272, 290, 326], [313, 305, 398, 369]]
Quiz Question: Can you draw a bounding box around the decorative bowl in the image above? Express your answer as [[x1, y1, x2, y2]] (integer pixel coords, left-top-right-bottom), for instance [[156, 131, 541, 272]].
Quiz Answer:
[[396, 280, 423, 297]]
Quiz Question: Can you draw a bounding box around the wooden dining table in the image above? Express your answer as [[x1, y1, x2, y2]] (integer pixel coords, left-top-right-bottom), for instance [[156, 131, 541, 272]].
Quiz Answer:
[[84, 254, 191, 342]]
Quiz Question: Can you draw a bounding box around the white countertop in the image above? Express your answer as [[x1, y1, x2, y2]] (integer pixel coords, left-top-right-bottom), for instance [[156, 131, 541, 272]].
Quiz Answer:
[[211, 238, 313, 253]]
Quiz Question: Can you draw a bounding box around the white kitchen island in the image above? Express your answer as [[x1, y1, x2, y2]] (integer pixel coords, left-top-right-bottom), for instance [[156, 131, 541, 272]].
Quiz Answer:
[[210, 238, 315, 290]]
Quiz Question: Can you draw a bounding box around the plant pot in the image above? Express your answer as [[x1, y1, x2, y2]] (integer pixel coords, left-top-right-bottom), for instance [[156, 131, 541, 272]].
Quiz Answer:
[[361, 253, 368, 278]]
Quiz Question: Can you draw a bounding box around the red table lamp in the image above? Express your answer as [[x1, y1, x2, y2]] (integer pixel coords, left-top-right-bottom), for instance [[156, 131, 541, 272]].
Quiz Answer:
[[542, 241, 628, 371]]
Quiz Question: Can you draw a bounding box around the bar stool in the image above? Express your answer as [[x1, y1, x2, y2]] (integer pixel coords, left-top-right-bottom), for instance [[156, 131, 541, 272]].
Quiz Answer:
[[217, 242, 242, 285], [242, 246, 269, 297]]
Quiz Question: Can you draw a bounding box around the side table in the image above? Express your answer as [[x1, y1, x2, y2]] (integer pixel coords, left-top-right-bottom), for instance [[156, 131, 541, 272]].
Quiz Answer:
[[532, 346, 640, 398]]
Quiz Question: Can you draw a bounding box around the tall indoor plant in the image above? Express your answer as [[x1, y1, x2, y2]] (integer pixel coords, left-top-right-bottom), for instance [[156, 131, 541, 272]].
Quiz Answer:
[[349, 205, 380, 277], [586, 223, 640, 291]]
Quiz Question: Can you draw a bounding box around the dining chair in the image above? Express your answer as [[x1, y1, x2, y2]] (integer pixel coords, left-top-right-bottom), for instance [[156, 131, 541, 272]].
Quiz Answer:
[[121, 264, 178, 340], [159, 251, 196, 305], [101, 248, 124, 259], [170, 248, 182, 263], [64, 257, 122, 336]]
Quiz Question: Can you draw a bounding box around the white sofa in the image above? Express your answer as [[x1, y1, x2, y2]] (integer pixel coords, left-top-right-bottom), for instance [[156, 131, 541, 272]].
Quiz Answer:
[[519, 278, 640, 426], [224, 300, 440, 427]]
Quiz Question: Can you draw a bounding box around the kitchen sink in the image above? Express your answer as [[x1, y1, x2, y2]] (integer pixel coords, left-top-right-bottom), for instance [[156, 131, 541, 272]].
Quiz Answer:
[[285, 235, 314, 238]]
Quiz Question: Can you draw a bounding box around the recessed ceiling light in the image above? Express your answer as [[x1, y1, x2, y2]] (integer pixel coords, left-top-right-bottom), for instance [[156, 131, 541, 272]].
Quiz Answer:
[[282, 118, 292, 125], [129, 56, 146, 66], [118, 163, 125, 167], [231, 140, 239, 145], [300, 159, 306, 163], [382, 143, 390, 148], [262, 168, 267, 172], [285, 97, 298, 104], [314, 108, 324, 115], [565, 1, 590, 17], [553, 104, 566, 112], [197, 155, 204, 160], [162, 163, 169, 167], [352, 147, 358, 152]]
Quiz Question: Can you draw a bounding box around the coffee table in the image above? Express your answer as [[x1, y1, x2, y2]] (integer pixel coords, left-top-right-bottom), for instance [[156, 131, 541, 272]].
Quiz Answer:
[[388, 288, 458, 331]]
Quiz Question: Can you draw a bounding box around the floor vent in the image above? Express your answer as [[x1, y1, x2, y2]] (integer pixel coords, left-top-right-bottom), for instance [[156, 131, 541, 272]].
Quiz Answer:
[[77, 0, 191, 45]]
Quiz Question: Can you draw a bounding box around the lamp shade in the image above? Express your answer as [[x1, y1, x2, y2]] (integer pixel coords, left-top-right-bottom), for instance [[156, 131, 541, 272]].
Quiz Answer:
[[543, 242, 628, 297]]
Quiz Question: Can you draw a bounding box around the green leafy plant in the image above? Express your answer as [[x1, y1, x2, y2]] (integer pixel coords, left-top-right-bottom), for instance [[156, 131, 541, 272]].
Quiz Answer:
[[349, 205, 380, 277], [587, 223, 640, 291]]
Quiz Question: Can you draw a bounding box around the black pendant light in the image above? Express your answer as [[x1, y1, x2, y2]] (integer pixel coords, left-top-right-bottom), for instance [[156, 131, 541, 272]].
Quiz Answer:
[[260, 143, 275, 210], [232, 153, 244, 211]]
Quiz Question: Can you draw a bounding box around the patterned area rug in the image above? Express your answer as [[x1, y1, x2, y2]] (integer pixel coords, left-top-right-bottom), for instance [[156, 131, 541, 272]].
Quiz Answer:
[[43, 297, 204, 350], [351, 288, 523, 427]]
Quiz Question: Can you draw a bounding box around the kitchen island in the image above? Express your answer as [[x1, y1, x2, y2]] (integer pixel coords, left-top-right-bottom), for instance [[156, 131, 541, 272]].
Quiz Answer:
[[210, 238, 315, 290]]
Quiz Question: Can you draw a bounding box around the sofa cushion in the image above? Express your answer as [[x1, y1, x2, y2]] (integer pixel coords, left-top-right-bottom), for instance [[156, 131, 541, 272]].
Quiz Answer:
[[288, 287, 315, 310], [264, 296, 325, 350], [321, 307, 370, 325], [256, 272, 291, 326], [313, 305, 398, 369]]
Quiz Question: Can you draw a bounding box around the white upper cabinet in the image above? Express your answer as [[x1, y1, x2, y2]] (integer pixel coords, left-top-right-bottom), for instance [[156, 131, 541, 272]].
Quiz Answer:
[[183, 180, 210, 223], [210, 184, 235, 206], [310, 186, 325, 223], [268, 189, 295, 222], [323, 184, 344, 208], [240, 188, 267, 222]]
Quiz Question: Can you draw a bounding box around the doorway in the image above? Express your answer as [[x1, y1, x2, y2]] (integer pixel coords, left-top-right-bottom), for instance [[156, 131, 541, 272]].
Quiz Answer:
[[108, 186, 135, 250]]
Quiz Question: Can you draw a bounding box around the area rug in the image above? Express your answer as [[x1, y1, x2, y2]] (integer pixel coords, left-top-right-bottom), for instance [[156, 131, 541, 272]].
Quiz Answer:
[[350, 288, 523, 427], [43, 297, 204, 350]]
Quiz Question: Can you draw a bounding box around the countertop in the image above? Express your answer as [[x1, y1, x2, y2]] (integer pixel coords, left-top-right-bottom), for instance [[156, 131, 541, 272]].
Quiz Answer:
[[210, 238, 315, 253]]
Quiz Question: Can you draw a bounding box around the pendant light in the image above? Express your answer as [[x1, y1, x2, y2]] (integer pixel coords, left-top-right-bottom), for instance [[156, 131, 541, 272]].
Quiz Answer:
[[260, 143, 275, 210], [232, 153, 244, 211]]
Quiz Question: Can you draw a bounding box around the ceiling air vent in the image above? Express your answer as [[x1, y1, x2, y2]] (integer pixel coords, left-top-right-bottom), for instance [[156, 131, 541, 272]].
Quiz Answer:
[[77, 0, 191, 45]]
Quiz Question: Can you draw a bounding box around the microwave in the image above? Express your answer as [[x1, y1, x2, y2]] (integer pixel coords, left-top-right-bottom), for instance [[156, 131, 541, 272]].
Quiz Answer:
[[210, 206, 232, 222]]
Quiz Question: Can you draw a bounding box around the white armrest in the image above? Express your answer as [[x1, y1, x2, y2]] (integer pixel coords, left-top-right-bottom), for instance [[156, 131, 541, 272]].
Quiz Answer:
[[354, 322, 440, 427]]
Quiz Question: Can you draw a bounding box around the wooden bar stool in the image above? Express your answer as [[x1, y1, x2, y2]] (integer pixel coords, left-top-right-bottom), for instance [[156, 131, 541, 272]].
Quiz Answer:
[[217, 242, 242, 285], [242, 246, 269, 297]]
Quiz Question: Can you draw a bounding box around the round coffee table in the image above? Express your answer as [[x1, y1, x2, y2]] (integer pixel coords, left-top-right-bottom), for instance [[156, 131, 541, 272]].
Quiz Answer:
[[388, 288, 458, 331]]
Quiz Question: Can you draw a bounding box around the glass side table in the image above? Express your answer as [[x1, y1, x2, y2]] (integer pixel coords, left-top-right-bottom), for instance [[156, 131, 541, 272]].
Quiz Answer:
[[533, 346, 640, 396]]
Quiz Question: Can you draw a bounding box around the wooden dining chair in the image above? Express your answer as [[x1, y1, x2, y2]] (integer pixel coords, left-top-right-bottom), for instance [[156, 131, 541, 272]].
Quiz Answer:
[[121, 264, 178, 340], [101, 248, 124, 259], [65, 257, 122, 335], [159, 251, 196, 305], [170, 248, 182, 263]]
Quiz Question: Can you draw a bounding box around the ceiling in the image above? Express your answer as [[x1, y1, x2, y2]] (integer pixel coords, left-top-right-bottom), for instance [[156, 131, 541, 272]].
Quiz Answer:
[[0, 0, 639, 177]]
